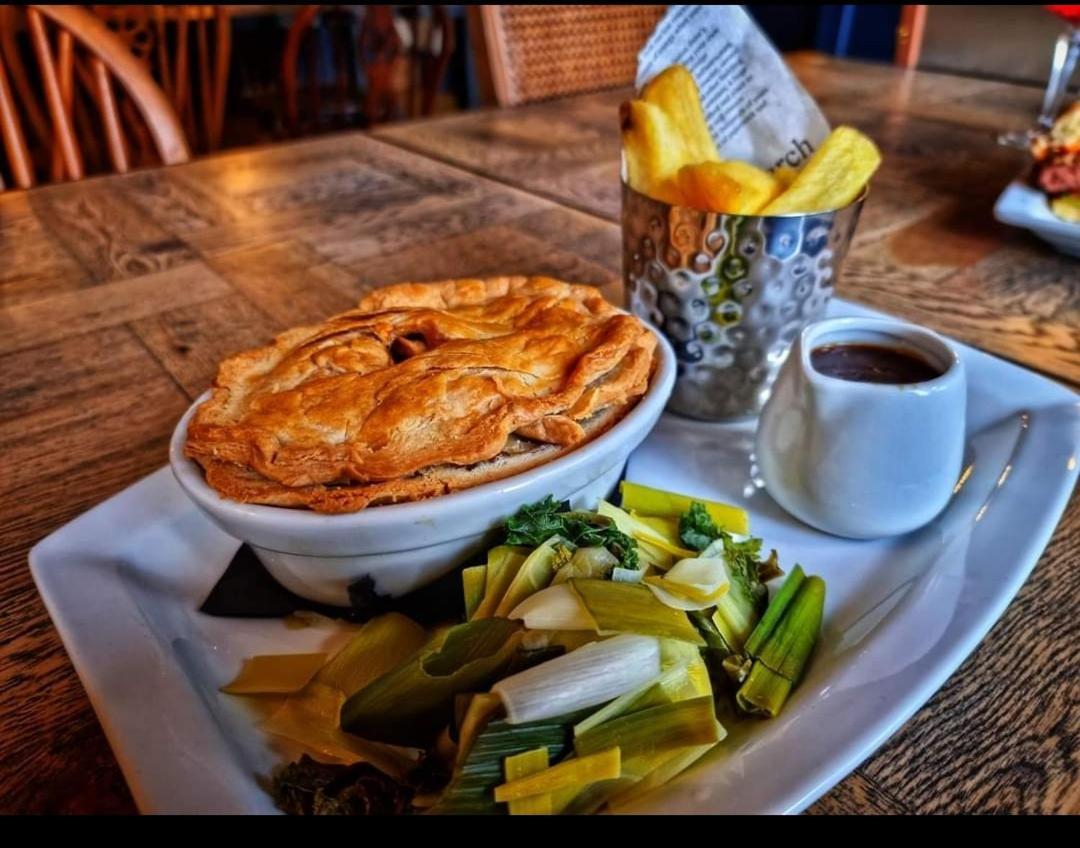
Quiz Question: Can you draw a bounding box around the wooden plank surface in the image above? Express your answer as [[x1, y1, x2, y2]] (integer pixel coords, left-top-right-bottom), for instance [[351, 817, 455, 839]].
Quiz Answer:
[[0, 53, 1076, 815]]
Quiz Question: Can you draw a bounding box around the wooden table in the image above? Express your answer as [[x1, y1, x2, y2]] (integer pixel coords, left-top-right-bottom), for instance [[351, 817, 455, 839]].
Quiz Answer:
[[0, 53, 1076, 814]]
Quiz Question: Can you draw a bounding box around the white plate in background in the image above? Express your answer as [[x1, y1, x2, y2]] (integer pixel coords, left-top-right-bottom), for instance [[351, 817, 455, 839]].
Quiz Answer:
[[993, 179, 1080, 257]]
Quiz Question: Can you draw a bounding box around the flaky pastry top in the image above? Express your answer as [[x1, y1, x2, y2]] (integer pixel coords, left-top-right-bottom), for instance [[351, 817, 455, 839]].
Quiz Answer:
[[184, 277, 657, 502]]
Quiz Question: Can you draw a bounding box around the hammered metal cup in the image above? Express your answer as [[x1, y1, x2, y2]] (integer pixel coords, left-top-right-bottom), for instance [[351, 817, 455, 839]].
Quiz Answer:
[[622, 181, 866, 420]]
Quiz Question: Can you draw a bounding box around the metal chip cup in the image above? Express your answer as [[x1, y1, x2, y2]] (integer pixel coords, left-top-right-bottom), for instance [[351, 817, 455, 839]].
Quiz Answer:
[[622, 181, 866, 421]]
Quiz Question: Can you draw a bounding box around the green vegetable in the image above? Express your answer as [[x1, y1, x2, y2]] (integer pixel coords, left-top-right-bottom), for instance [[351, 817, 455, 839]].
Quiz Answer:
[[678, 502, 721, 552], [736, 567, 825, 717], [340, 618, 523, 747], [462, 566, 487, 620], [271, 754, 417, 816], [494, 747, 621, 803], [503, 747, 552, 815], [503, 496, 639, 570], [574, 697, 723, 760], [427, 711, 586, 815], [570, 579, 705, 645], [675, 502, 780, 656], [493, 539, 567, 618]]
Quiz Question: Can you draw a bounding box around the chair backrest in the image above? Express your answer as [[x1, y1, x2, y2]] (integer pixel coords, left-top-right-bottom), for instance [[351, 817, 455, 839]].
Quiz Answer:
[[280, 5, 453, 136], [91, 5, 232, 153], [472, 4, 666, 107], [0, 4, 189, 190]]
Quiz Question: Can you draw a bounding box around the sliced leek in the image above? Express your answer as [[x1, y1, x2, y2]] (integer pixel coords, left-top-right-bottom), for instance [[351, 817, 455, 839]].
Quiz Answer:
[[462, 565, 487, 620], [340, 617, 523, 746], [570, 579, 705, 645], [428, 713, 580, 815], [503, 747, 552, 815], [494, 747, 621, 803], [315, 612, 427, 697], [509, 582, 597, 632], [737, 570, 824, 717], [493, 634, 661, 724], [597, 500, 696, 559], [472, 545, 529, 619], [574, 696, 724, 760], [618, 481, 750, 535], [221, 653, 328, 695], [607, 743, 717, 810], [493, 538, 566, 618]]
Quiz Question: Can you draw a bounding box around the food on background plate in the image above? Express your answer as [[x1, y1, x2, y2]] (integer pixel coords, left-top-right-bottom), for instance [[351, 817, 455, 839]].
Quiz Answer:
[[184, 277, 657, 513], [621, 64, 881, 215], [221, 484, 826, 815], [1031, 101, 1080, 222]]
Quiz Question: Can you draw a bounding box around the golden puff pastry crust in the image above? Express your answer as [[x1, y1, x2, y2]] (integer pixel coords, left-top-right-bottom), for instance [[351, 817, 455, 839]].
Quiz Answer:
[[184, 276, 657, 512]]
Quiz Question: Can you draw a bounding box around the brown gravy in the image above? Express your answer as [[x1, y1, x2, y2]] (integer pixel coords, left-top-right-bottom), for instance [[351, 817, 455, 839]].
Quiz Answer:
[[811, 343, 942, 384]]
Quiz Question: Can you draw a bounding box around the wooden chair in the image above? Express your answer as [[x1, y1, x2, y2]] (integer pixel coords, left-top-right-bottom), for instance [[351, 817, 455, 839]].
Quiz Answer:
[[0, 5, 188, 191], [470, 4, 666, 107], [281, 5, 453, 136], [90, 5, 231, 153]]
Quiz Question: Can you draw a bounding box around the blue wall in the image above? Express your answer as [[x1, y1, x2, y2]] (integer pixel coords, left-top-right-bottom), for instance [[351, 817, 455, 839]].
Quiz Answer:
[[747, 4, 902, 62]]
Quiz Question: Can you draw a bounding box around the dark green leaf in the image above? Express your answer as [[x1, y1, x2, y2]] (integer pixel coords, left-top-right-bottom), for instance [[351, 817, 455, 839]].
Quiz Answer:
[[502, 496, 639, 570]]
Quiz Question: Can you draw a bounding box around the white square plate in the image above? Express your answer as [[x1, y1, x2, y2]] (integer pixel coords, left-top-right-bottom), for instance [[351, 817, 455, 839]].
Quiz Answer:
[[993, 179, 1080, 257], [29, 300, 1079, 815]]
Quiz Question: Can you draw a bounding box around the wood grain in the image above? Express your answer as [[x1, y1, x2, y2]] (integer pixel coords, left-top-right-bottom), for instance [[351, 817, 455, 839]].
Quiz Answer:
[[0, 53, 1076, 815]]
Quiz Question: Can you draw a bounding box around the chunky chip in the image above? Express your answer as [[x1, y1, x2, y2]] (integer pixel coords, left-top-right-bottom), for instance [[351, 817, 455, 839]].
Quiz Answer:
[[762, 126, 881, 215], [620, 99, 686, 205], [640, 65, 719, 166]]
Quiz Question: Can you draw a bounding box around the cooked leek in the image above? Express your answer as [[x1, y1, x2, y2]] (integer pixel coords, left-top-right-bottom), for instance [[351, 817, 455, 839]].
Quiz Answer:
[[607, 743, 717, 810], [341, 617, 523, 746], [574, 696, 723, 760], [494, 747, 621, 803], [743, 565, 806, 659], [462, 565, 487, 620], [221, 653, 328, 695], [619, 481, 750, 535], [551, 546, 618, 584], [570, 579, 705, 645], [598, 500, 696, 558], [315, 612, 427, 697], [472, 545, 528, 619], [509, 582, 597, 632], [493, 538, 566, 618], [644, 555, 731, 610], [261, 682, 420, 779], [573, 640, 711, 737], [503, 747, 552, 815], [631, 512, 680, 540], [455, 692, 504, 766], [737, 570, 824, 717], [428, 713, 581, 815], [493, 634, 661, 724]]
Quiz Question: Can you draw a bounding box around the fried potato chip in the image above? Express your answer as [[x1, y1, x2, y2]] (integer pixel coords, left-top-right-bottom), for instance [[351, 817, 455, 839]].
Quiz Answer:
[[620, 99, 686, 205], [773, 165, 800, 189], [762, 126, 881, 215], [677, 161, 782, 214], [640, 65, 719, 165], [677, 163, 743, 212]]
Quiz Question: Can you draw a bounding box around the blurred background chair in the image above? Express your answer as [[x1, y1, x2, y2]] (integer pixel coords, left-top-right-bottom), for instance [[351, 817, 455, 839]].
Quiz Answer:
[[280, 4, 454, 136], [90, 5, 232, 154], [469, 4, 666, 107], [0, 4, 188, 191]]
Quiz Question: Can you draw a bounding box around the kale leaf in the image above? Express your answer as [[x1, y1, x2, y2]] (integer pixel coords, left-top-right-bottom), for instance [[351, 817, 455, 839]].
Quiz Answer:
[[678, 501, 720, 552], [502, 495, 639, 570], [272, 755, 416, 816]]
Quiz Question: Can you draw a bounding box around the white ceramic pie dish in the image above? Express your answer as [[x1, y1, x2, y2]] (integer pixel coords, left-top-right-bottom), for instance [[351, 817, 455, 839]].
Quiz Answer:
[[168, 330, 677, 605]]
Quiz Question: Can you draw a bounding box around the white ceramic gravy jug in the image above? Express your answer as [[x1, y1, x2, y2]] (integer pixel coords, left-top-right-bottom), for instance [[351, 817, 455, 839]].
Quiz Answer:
[[755, 317, 966, 539]]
